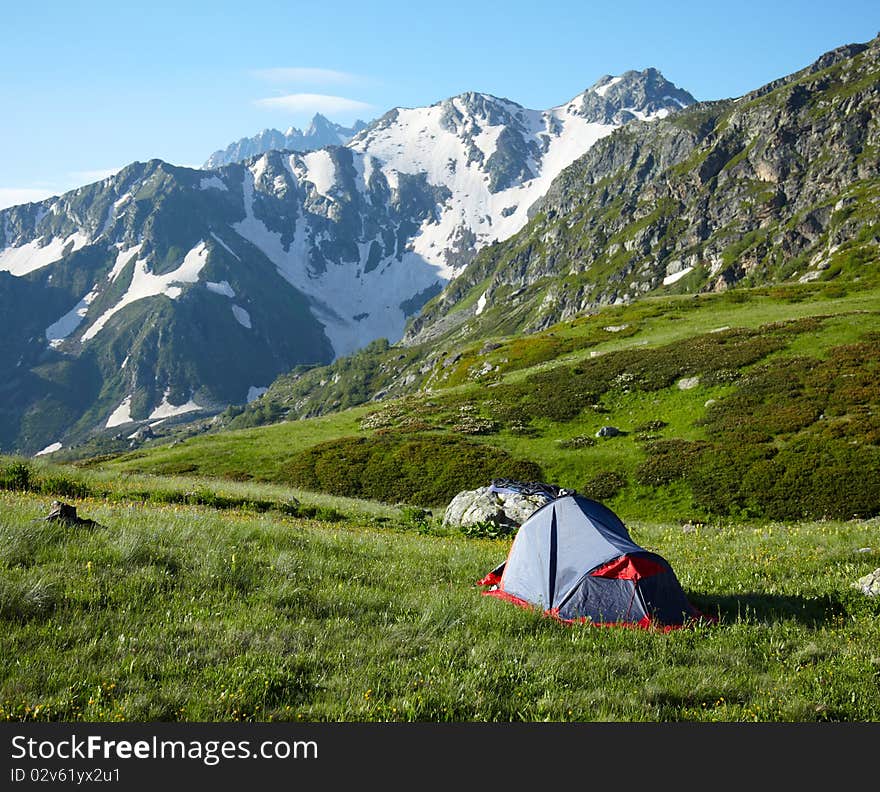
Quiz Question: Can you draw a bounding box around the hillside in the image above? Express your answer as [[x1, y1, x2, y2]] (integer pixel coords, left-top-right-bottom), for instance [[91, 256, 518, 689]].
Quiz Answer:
[[406, 37, 880, 344], [84, 278, 880, 523]]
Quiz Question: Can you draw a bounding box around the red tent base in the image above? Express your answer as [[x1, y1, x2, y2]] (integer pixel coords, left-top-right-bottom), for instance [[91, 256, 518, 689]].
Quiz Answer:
[[480, 588, 699, 632]]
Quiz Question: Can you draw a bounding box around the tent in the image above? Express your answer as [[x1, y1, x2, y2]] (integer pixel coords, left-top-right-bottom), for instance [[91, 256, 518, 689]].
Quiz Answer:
[[477, 493, 706, 629]]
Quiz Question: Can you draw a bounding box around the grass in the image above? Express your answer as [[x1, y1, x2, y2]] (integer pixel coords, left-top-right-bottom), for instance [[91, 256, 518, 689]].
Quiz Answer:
[[1, 488, 879, 722], [77, 405, 374, 484], [0, 454, 402, 523]]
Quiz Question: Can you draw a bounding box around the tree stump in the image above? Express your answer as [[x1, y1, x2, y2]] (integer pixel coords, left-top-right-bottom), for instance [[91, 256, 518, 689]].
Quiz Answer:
[[45, 500, 99, 528]]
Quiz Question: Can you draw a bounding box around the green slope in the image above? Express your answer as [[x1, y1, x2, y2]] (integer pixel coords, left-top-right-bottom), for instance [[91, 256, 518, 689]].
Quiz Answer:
[[88, 282, 880, 521]]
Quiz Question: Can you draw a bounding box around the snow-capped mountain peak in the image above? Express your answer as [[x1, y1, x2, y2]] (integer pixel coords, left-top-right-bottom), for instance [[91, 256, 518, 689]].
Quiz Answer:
[[204, 114, 368, 169]]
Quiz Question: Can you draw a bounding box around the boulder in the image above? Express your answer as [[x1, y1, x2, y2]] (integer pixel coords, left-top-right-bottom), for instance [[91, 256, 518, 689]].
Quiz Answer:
[[596, 425, 625, 438], [853, 568, 880, 597], [443, 486, 551, 529]]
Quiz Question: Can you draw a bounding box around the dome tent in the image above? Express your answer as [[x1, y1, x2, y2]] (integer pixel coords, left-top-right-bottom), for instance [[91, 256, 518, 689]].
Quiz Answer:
[[478, 493, 705, 629]]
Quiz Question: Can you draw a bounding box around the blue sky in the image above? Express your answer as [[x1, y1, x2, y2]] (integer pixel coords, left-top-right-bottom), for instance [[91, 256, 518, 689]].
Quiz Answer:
[[1, 0, 877, 208]]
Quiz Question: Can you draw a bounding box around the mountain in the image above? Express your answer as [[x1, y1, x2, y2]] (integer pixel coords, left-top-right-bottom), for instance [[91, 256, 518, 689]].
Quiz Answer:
[[403, 38, 880, 344], [219, 35, 880, 427], [204, 114, 369, 168], [0, 69, 693, 455]]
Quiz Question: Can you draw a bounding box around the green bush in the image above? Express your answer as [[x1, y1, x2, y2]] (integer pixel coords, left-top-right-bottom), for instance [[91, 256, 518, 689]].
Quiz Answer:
[[286, 434, 542, 506], [556, 436, 597, 449], [460, 520, 517, 539], [636, 440, 712, 486], [37, 474, 92, 500], [0, 462, 32, 492], [687, 443, 775, 517], [739, 438, 880, 520], [581, 470, 627, 501]]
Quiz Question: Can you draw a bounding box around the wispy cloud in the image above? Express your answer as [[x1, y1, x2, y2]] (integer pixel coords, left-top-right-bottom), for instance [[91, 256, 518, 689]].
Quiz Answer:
[[254, 93, 374, 114], [252, 67, 360, 85]]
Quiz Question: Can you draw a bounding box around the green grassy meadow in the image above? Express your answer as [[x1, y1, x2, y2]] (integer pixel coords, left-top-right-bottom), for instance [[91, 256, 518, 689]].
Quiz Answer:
[[1, 486, 879, 722]]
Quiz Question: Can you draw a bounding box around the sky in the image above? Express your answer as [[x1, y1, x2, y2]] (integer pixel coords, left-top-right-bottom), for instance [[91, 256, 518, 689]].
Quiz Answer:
[[1, 0, 877, 209]]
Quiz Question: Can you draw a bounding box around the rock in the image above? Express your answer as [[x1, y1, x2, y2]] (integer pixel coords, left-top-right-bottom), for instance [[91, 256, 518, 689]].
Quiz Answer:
[[128, 424, 155, 447], [443, 487, 551, 529], [677, 376, 700, 390], [853, 568, 880, 597], [135, 424, 155, 440], [596, 426, 625, 438]]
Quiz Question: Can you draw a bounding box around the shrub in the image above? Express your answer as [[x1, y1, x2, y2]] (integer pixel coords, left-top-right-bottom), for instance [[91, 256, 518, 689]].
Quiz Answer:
[[740, 438, 880, 520], [460, 520, 517, 539], [633, 420, 668, 434], [581, 470, 627, 501], [636, 440, 712, 486], [37, 474, 92, 500], [0, 462, 32, 492], [285, 434, 542, 506], [556, 436, 596, 449]]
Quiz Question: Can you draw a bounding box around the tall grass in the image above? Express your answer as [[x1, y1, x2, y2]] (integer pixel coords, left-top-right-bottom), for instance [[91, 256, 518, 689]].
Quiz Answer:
[[1, 491, 878, 722]]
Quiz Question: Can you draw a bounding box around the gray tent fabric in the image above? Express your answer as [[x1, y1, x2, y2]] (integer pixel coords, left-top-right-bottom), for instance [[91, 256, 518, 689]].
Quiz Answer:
[[483, 494, 702, 628], [501, 495, 644, 610]]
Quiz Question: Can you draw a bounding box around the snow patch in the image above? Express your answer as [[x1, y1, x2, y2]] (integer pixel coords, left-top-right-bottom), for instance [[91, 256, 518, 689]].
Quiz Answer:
[[594, 76, 623, 97], [106, 396, 133, 428], [83, 241, 209, 342], [663, 266, 693, 286], [231, 304, 252, 329], [148, 389, 202, 420], [108, 244, 143, 282], [475, 291, 488, 315], [250, 155, 269, 185], [46, 287, 100, 346], [209, 232, 241, 261], [0, 232, 89, 277], [206, 280, 235, 298], [200, 175, 228, 191], [35, 442, 62, 457], [301, 150, 336, 198]]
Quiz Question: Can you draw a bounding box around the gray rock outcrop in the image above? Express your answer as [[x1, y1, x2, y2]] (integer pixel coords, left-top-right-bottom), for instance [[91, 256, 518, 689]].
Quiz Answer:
[[443, 486, 551, 528], [853, 568, 880, 596]]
